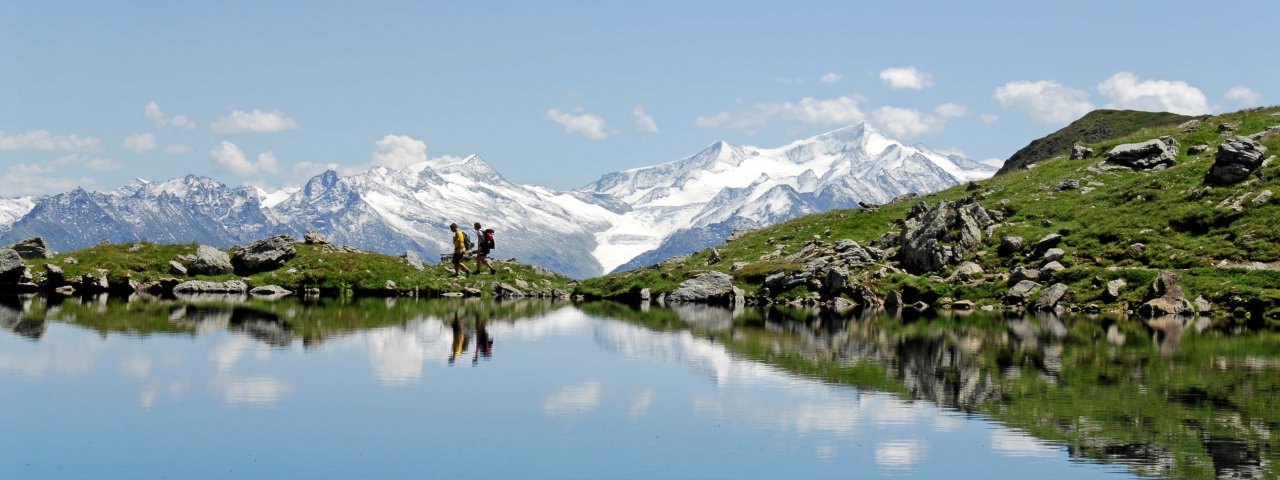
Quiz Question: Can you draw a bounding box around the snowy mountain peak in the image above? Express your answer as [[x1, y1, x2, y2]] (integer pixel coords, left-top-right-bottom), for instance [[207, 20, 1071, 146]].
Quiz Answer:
[[0, 124, 995, 279]]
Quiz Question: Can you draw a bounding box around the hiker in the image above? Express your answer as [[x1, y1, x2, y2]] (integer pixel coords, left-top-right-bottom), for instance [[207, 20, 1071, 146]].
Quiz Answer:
[[449, 223, 471, 276], [473, 222, 496, 274]]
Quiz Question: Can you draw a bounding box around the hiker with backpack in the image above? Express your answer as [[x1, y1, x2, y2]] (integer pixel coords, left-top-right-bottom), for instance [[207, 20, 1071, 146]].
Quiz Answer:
[[449, 223, 471, 277], [473, 222, 496, 274]]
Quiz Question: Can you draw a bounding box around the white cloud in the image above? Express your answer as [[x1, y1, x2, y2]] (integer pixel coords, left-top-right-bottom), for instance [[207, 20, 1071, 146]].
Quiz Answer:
[[121, 133, 158, 153], [820, 72, 844, 84], [0, 130, 103, 152], [774, 77, 805, 85], [980, 157, 1006, 168], [933, 103, 968, 118], [543, 381, 602, 416], [990, 429, 1058, 458], [1097, 72, 1210, 115], [162, 143, 193, 155], [875, 440, 923, 468], [979, 113, 1000, 124], [868, 104, 963, 138], [547, 108, 610, 140], [695, 95, 866, 133], [880, 66, 933, 90], [213, 376, 289, 406], [371, 134, 428, 169], [994, 80, 1096, 125], [633, 105, 659, 133], [143, 101, 196, 129], [1224, 86, 1263, 107], [210, 109, 300, 134], [210, 141, 280, 176], [0, 153, 119, 195]]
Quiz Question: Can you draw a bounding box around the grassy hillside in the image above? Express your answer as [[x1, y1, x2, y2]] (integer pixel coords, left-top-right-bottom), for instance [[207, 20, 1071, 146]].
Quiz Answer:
[[996, 109, 1195, 175], [578, 106, 1280, 324], [19, 241, 574, 297]]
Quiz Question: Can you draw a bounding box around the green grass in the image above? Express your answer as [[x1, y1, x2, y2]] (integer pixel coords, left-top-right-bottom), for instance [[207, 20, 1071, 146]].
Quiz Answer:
[[23, 241, 576, 297]]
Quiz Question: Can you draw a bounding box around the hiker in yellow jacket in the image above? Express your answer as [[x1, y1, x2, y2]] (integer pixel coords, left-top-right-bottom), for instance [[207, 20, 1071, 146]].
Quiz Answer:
[[449, 223, 471, 277]]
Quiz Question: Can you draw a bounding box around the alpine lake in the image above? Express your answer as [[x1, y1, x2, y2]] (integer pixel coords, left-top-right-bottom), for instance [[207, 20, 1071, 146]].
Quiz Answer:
[[2, 294, 1276, 479]]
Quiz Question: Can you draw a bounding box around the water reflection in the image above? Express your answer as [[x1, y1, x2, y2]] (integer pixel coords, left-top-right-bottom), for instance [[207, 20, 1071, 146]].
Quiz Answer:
[[2, 294, 1278, 478]]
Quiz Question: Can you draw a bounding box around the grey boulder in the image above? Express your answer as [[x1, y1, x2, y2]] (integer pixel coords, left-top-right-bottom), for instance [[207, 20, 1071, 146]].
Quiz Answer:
[[1106, 137, 1178, 170], [667, 272, 742, 306], [1206, 136, 1269, 185], [232, 235, 296, 274], [188, 245, 233, 276]]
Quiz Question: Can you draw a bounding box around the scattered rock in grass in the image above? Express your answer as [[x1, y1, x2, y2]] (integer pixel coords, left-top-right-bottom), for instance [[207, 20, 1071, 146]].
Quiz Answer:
[[1034, 233, 1063, 252], [250, 285, 292, 297], [948, 261, 985, 281], [668, 272, 741, 306], [1006, 280, 1042, 304], [174, 280, 247, 295], [997, 236, 1024, 257], [1056, 180, 1080, 191], [1042, 248, 1065, 264], [232, 235, 296, 275], [1103, 279, 1126, 301], [403, 251, 425, 271], [1106, 137, 1178, 170], [1130, 243, 1147, 257], [1206, 136, 1268, 185], [169, 260, 188, 276], [303, 231, 330, 244], [1070, 144, 1093, 160], [1252, 189, 1273, 205], [494, 283, 525, 298], [1178, 119, 1201, 132], [1039, 261, 1065, 276], [189, 245, 233, 276], [1033, 283, 1069, 311], [1009, 267, 1041, 286], [1187, 144, 1210, 155], [1194, 296, 1212, 315], [951, 300, 976, 310]]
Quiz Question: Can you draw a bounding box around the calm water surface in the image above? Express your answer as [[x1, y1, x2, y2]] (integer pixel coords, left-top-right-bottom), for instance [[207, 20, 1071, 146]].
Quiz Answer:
[[2, 295, 1275, 479]]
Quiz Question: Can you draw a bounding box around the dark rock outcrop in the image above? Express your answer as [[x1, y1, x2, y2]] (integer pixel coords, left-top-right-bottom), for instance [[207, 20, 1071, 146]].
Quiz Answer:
[[898, 197, 994, 274], [232, 235, 296, 274], [8, 237, 53, 259], [1205, 136, 1269, 185], [0, 248, 24, 284]]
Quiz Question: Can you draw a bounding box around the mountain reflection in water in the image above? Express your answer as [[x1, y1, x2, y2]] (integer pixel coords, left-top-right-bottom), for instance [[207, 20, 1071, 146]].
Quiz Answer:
[[1, 294, 1276, 478]]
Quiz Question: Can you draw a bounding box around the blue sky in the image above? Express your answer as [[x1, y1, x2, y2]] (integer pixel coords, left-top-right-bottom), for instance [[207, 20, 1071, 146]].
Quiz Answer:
[[2, 0, 1275, 195]]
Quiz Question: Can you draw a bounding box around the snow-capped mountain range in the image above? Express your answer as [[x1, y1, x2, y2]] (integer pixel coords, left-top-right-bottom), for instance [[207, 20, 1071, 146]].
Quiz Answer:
[[0, 123, 995, 277]]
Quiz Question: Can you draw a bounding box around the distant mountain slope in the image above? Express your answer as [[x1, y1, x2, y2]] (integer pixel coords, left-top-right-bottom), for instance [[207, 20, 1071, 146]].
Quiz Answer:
[[0, 124, 991, 277], [0, 196, 35, 235], [585, 123, 996, 273], [995, 109, 1195, 175]]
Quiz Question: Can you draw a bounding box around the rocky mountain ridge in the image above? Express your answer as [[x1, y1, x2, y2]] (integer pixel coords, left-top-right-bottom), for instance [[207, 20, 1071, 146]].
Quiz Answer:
[[0, 123, 994, 278]]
